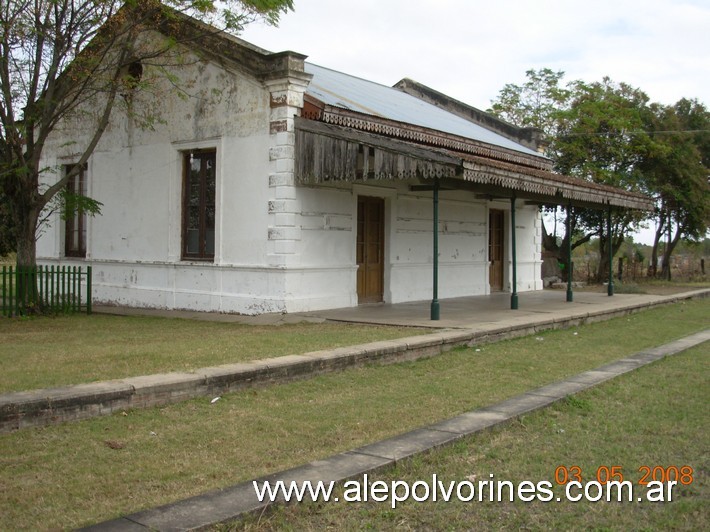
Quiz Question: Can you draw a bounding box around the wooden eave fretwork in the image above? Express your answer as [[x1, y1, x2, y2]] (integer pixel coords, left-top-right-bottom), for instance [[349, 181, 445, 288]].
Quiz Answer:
[[294, 117, 654, 212], [301, 98, 552, 172], [295, 118, 461, 182], [461, 155, 654, 210]]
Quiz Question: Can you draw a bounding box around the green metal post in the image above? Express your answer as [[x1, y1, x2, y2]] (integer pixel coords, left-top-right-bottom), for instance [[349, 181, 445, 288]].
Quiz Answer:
[[50, 266, 55, 310], [15, 266, 21, 316], [73, 267, 78, 312], [61, 266, 66, 311], [566, 203, 573, 302], [431, 179, 440, 320], [510, 196, 518, 310], [38, 265, 43, 309], [87, 266, 92, 314], [75, 267, 80, 312], [607, 206, 614, 296], [2, 266, 6, 317]]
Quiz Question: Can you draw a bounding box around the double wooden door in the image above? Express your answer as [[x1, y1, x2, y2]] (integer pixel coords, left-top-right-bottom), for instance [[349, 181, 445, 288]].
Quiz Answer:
[[356, 196, 385, 304]]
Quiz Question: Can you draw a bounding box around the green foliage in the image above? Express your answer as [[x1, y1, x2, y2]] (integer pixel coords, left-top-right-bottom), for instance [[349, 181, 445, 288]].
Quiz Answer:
[[59, 188, 103, 221], [490, 69, 709, 281], [643, 99, 709, 242], [556, 79, 652, 190], [488, 68, 570, 140]]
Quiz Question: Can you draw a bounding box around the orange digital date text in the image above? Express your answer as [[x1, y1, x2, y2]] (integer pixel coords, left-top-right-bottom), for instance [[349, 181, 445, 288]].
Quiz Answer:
[[554, 465, 694, 486]]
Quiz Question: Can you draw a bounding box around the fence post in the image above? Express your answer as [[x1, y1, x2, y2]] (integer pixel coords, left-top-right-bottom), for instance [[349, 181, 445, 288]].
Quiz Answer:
[[86, 266, 92, 315], [77, 267, 82, 313], [62, 266, 67, 312], [49, 266, 53, 310], [2, 266, 7, 317], [15, 266, 22, 316], [73, 266, 78, 312], [38, 265, 43, 310]]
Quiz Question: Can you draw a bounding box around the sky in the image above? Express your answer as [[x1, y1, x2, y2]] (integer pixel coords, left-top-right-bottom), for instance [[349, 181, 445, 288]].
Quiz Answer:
[[242, 0, 710, 109], [241, 0, 710, 244]]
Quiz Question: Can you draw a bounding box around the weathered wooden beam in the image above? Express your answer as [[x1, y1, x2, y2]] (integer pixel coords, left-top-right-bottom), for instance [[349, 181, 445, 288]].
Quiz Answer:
[[296, 117, 461, 166]]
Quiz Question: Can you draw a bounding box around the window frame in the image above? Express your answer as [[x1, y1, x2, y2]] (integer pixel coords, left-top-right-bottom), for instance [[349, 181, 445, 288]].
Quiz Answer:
[[64, 163, 88, 258], [181, 149, 217, 261]]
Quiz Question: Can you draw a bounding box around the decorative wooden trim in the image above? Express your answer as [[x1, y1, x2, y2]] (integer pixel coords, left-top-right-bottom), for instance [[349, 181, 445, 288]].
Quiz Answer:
[[317, 106, 552, 171], [295, 127, 458, 183], [462, 156, 654, 210], [295, 119, 654, 211]]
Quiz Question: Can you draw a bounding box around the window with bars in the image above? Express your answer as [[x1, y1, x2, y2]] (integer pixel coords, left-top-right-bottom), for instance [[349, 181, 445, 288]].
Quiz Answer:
[[182, 150, 216, 260]]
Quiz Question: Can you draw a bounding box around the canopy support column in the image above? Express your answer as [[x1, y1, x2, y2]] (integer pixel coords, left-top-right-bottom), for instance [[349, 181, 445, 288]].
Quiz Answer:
[[566, 203, 574, 303], [510, 196, 518, 310], [430, 178, 440, 320], [607, 205, 614, 296]]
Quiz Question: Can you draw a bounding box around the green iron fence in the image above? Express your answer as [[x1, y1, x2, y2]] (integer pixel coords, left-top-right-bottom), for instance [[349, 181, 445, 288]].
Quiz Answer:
[[1, 265, 92, 317]]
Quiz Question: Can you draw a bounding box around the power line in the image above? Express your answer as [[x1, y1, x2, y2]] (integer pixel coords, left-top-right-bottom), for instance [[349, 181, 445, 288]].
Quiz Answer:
[[558, 129, 710, 137]]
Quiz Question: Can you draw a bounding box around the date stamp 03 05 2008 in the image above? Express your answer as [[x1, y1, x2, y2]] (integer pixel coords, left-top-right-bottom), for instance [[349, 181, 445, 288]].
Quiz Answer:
[[551, 464, 694, 502]]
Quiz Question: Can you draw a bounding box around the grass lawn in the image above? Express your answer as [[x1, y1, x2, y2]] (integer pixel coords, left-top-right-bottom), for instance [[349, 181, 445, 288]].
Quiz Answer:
[[0, 315, 427, 392], [0, 299, 707, 529], [235, 343, 708, 531]]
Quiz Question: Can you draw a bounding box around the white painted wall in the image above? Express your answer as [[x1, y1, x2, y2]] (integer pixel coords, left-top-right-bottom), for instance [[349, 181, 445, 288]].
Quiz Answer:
[[37, 37, 290, 313], [280, 182, 543, 312]]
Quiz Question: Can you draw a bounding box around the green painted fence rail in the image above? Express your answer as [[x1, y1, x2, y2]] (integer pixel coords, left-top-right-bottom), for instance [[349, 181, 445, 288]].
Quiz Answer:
[[1, 265, 92, 317]]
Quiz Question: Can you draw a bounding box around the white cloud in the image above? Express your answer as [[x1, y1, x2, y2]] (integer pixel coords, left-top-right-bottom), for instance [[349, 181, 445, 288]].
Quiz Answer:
[[242, 0, 710, 107]]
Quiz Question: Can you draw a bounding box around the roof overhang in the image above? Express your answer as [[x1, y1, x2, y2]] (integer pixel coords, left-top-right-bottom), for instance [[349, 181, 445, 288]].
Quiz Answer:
[[303, 95, 551, 171], [294, 117, 654, 212], [460, 155, 654, 210]]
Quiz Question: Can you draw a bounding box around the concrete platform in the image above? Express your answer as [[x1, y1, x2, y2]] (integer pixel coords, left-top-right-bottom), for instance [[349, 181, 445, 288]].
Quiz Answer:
[[94, 288, 710, 330], [305, 288, 710, 329]]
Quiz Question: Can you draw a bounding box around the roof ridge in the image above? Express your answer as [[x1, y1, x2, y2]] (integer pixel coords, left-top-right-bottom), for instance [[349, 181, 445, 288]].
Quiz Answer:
[[394, 78, 546, 154]]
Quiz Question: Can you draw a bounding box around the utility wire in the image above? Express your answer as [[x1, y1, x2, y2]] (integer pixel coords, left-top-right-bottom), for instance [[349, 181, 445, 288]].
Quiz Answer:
[[559, 129, 710, 137]]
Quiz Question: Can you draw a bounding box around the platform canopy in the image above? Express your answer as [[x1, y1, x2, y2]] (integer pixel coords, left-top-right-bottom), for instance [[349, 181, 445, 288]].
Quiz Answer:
[[296, 63, 654, 212]]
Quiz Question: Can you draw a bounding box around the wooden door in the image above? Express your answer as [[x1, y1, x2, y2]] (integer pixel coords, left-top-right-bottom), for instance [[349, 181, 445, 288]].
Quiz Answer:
[[489, 209, 504, 291], [357, 196, 385, 303]]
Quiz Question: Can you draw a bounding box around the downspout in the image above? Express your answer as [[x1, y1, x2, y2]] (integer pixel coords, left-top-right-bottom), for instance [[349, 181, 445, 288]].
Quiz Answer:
[[431, 178, 440, 320], [510, 195, 518, 310]]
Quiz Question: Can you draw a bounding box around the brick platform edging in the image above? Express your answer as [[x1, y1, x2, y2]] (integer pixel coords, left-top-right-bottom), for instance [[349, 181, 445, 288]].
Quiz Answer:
[[82, 329, 710, 531], [1, 289, 707, 433]]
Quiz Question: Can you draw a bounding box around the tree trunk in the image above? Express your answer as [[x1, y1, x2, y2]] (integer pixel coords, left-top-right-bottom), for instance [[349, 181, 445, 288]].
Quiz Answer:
[[542, 211, 592, 283], [648, 215, 666, 278], [15, 215, 38, 268], [13, 196, 42, 313], [649, 239, 659, 277], [660, 224, 682, 281], [596, 228, 625, 283]]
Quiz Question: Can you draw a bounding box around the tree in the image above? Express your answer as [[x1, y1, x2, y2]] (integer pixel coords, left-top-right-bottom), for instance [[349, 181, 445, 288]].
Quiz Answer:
[[490, 72, 654, 282], [642, 99, 710, 279], [0, 0, 293, 274], [555, 78, 654, 281], [489, 69, 579, 280], [489, 68, 570, 137]]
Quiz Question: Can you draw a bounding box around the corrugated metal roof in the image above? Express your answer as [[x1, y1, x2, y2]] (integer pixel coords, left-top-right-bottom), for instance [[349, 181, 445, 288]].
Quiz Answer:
[[304, 62, 541, 158]]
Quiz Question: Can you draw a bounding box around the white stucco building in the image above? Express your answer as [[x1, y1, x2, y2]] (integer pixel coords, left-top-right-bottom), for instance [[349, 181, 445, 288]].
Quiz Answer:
[[37, 12, 651, 316]]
